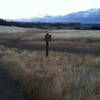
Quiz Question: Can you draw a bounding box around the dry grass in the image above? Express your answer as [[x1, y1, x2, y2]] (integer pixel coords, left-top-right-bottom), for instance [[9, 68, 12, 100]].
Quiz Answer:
[[0, 45, 100, 100], [1, 26, 100, 48]]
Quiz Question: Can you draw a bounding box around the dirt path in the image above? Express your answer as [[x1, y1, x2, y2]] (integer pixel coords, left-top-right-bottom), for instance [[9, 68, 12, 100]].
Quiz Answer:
[[0, 71, 27, 100]]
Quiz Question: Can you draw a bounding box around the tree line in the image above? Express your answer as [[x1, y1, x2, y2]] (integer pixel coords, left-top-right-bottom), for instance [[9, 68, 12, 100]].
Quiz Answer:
[[0, 19, 100, 30]]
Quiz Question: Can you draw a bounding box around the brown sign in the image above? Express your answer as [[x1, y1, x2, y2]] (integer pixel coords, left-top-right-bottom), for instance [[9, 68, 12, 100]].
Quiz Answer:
[[45, 33, 52, 41]]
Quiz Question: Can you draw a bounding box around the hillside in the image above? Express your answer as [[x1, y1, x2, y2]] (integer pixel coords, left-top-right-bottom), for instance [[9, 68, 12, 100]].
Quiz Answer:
[[0, 25, 32, 33], [0, 19, 85, 29], [12, 8, 100, 24]]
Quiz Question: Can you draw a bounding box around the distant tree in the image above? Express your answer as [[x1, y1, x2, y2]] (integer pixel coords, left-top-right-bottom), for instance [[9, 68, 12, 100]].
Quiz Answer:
[[0, 19, 10, 26], [91, 26, 100, 30]]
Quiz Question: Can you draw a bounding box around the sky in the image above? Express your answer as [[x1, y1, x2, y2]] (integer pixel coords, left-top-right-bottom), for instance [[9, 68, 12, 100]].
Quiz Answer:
[[0, 0, 100, 19]]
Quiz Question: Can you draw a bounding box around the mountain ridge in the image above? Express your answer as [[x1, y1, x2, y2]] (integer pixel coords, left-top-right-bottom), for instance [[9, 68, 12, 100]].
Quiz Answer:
[[11, 8, 100, 24]]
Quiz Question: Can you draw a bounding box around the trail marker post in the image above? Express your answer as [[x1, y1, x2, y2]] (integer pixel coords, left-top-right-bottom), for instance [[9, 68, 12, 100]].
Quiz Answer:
[[44, 33, 52, 57]]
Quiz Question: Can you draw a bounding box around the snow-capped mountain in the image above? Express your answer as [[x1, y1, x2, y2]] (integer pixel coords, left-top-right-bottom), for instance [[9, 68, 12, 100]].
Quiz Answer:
[[12, 8, 100, 24]]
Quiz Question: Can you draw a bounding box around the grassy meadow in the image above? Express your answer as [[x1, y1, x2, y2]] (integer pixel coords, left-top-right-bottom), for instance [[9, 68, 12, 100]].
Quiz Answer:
[[0, 45, 100, 100], [0, 26, 100, 100], [1, 26, 100, 47]]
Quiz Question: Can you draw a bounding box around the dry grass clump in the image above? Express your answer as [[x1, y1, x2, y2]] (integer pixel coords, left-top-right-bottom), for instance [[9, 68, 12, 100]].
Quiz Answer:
[[0, 45, 100, 100]]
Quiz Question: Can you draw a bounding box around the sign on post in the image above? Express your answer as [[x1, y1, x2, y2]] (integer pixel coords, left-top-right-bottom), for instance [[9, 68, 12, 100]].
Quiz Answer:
[[44, 33, 52, 57]]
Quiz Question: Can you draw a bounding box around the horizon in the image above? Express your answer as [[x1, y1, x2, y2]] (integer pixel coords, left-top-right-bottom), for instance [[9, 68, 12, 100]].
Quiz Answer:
[[0, 0, 100, 19]]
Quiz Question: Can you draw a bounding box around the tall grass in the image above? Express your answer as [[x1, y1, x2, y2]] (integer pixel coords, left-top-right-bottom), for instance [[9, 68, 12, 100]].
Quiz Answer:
[[0, 45, 100, 100]]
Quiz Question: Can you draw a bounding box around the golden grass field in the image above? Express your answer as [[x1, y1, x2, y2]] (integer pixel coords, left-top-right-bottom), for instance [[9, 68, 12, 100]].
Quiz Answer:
[[0, 26, 100, 100], [0, 45, 100, 100], [1, 26, 100, 48]]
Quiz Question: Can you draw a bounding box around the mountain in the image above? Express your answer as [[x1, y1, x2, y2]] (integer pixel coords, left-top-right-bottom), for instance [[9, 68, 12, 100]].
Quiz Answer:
[[10, 8, 100, 24]]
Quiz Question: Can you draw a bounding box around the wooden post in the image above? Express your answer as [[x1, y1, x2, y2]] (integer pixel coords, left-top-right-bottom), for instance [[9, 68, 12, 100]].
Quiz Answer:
[[46, 40, 49, 57], [44, 33, 52, 57]]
